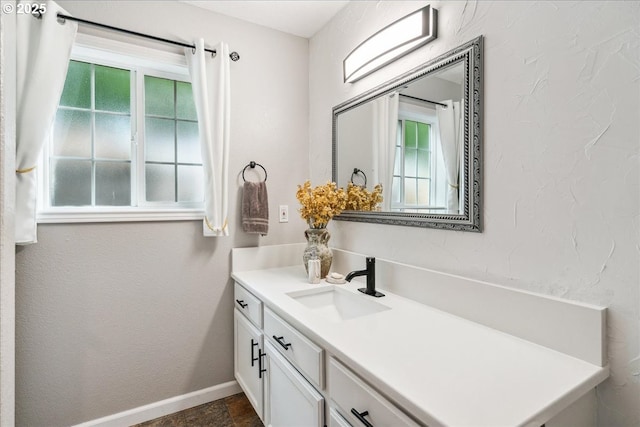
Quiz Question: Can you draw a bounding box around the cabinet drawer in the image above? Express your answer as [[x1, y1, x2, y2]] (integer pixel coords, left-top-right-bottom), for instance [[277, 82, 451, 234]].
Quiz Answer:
[[329, 358, 419, 427], [264, 307, 324, 389], [234, 282, 263, 328]]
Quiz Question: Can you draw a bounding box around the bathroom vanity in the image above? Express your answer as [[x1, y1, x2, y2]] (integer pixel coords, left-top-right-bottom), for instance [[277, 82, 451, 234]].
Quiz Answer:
[[231, 244, 608, 427]]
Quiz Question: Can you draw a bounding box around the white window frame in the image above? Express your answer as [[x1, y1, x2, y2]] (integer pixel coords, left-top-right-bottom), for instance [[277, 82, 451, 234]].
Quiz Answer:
[[37, 34, 205, 224]]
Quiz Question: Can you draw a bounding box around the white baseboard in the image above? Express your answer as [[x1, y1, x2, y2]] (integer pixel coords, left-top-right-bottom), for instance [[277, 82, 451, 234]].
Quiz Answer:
[[73, 381, 242, 427]]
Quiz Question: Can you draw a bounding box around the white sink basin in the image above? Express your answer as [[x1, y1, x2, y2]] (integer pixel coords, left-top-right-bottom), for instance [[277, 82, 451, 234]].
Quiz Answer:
[[287, 286, 390, 322]]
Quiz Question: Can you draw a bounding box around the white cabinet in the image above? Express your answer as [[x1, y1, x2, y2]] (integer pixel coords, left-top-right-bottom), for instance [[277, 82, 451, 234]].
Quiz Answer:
[[234, 308, 265, 419], [234, 283, 325, 427], [264, 341, 324, 427], [234, 281, 423, 427]]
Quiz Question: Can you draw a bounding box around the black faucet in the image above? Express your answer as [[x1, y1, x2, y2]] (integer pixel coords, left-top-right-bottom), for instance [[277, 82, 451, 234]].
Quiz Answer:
[[345, 257, 385, 297]]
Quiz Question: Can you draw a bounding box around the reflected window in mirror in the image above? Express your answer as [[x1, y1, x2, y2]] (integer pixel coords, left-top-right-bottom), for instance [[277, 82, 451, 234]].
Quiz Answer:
[[393, 108, 442, 213]]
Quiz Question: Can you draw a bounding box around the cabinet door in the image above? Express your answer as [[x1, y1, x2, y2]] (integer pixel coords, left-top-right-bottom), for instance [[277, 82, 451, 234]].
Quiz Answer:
[[264, 341, 324, 427], [234, 308, 264, 419]]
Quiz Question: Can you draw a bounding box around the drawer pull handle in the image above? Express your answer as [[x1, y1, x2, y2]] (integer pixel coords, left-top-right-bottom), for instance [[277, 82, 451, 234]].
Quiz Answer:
[[273, 335, 292, 350], [258, 349, 267, 379], [250, 339, 259, 367], [235, 299, 248, 308], [351, 408, 374, 427]]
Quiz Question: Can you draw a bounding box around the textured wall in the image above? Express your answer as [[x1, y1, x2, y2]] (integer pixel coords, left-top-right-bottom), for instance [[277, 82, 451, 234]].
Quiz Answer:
[[310, 1, 639, 425], [14, 1, 308, 425]]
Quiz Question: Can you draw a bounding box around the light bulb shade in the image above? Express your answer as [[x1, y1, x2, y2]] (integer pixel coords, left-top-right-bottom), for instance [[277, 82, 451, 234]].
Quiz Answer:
[[343, 5, 438, 83]]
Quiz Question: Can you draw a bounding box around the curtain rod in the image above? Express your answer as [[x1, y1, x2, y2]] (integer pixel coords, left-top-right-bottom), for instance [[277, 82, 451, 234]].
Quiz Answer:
[[56, 13, 240, 61], [399, 94, 447, 107]]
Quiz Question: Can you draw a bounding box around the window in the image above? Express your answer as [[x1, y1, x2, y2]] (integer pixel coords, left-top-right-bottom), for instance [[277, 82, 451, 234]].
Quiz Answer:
[[39, 36, 204, 222], [392, 119, 432, 209], [51, 61, 133, 207], [392, 104, 446, 212], [143, 76, 202, 204]]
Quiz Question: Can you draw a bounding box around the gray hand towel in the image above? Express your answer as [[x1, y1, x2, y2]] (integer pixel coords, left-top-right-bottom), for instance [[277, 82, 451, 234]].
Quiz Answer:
[[242, 181, 269, 235]]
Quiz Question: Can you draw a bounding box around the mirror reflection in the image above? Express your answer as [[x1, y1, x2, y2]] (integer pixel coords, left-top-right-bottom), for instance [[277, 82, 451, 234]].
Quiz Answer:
[[332, 36, 482, 231], [336, 62, 464, 214]]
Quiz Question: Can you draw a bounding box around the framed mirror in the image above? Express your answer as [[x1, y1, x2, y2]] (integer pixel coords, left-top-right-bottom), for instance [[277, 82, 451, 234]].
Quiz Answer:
[[333, 36, 482, 231]]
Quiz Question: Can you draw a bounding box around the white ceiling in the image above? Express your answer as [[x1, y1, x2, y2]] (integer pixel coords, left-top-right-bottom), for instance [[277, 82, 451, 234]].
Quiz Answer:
[[181, 1, 350, 38]]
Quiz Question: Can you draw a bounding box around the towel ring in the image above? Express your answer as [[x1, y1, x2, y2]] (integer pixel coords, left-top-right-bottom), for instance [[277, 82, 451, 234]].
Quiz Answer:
[[242, 161, 267, 182], [350, 168, 367, 187]]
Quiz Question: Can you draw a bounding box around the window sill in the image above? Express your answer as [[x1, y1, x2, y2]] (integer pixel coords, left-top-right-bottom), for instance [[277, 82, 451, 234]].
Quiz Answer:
[[37, 208, 205, 224]]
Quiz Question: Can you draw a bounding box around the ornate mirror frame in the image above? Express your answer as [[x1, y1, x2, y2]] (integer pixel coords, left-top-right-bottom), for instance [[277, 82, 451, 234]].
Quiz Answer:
[[332, 36, 483, 232]]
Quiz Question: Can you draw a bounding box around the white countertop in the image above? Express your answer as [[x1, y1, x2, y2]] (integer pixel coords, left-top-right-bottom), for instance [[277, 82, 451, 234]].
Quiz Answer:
[[232, 266, 609, 427]]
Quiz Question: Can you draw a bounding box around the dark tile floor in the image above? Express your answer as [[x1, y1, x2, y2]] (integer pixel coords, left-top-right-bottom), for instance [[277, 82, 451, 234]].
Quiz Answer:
[[132, 393, 263, 427]]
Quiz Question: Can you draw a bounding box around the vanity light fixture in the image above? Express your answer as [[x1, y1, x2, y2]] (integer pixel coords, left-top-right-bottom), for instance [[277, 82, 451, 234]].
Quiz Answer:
[[343, 5, 437, 83]]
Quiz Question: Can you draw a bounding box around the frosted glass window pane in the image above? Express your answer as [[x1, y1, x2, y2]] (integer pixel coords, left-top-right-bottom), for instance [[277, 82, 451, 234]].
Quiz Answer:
[[178, 165, 204, 202], [53, 109, 91, 157], [404, 178, 417, 204], [59, 61, 91, 109], [146, 163, 175, 202], [417, 151, 430, 178], [417, 123, 430, 150], [95, 65, 130, 113], [176, 81, 197, 121], [96, 162, 131, 206], [404, 150, 417, 177], [95, 113, 131, 160], [404, 121, 417, 148], [50, 159, 91, 206], [145, 76, 175, 118], [417, 179, 430, 205], [177, 121, 200, 164], [392, 177, 401, 203], [145, 118, 175, 162], [394, 147, 402, 174]]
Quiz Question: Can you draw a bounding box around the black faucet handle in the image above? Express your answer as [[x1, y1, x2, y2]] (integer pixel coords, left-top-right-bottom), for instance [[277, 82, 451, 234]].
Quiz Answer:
[[359, 256, 384, 298]]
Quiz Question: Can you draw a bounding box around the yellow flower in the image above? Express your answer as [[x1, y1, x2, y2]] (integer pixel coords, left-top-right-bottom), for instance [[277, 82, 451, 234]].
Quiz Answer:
[[346, 183, 383, 211], [296, 180, 347, 228]]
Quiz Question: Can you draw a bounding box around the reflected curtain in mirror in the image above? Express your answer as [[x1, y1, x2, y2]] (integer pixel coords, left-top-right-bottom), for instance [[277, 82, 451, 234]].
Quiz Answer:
[[436, 100, 463, 212], [372, 94, 399, 211]]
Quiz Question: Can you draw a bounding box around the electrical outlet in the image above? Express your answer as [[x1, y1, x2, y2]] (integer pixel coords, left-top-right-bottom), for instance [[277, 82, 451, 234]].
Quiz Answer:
[[279, 205, 289, 223]]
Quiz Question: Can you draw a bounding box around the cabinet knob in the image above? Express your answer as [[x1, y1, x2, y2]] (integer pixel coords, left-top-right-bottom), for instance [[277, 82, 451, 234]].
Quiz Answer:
[[351, 408, 374, 427], [236, 299, 248, 308]]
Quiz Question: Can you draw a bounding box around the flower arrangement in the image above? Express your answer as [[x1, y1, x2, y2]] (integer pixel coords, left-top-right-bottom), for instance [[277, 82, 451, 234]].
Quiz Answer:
[[296, 180, 347, 228], [346, 182, 383, 211]]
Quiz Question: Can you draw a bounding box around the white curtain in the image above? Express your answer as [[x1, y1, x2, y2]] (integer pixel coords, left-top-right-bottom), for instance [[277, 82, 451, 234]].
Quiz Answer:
[[436, 100, 462, 212], [15, 1, 77, 244], [186, 40, 231, 236], [372, 94, 399, 211]]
